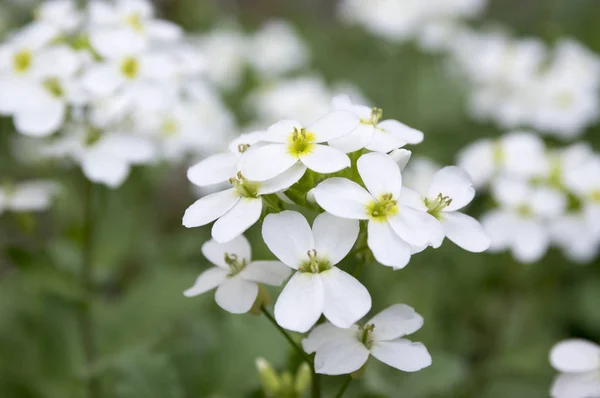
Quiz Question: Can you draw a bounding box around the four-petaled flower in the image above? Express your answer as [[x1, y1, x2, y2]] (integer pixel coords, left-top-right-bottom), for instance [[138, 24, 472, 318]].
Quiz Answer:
[[262, 211, 371, 333], [184, 235, 291, 314], [303, 304, 432, 375], [313, 152, 444, 269]]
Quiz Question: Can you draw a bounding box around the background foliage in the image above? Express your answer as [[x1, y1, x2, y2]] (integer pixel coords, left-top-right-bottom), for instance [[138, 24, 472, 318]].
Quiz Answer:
[[1, 0, 599, 397]]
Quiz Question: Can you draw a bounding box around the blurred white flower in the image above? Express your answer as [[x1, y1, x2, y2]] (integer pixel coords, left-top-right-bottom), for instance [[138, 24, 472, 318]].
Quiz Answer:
[[303, 304, 431, 375], [240, 111, 359, 181], [262, 211, 371, 333], [184, 235, 291, 314], [313, 152, 444, 269], [0, 180, 59, 215], [248, 20, 309, 78], [35, 0, 82, 33], [329, 95, 424, 153], [196, 28, 248, 91], [550, 339, 600, 398]]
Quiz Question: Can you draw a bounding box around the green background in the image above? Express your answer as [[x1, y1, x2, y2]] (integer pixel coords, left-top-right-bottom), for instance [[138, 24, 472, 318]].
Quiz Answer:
[[1, 0, 599, 397]]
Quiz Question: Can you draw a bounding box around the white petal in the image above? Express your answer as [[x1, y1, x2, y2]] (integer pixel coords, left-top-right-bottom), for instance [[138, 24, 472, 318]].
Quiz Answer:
[[81, 153, 130, 188], [428, 166, 475, 211], [183, 267, 228, 297], [366, 127, 409, 153], [550, 339, 600, 373], [274, 272, 324, 332], [370, 339, 432, 372], [303, 323, 358, 354], [357, 152, 402, 198], [212, 198, 262, 243], [187, 153, 238, 187], [308, 110, 359, 142], [147, 20, 183, 41], [240, 143, 298, 182], [14, 100, 65, 137], [369, 304, 424, 341], [182, 188, 239, 228], [457, 139, 495, 187], [368, 221, 412, 269], [240, 261, 291, 286], [389, 148, 412, 171], [201, 235, 252, 269], [321, 267, 372, 328], [328, 123, 374, 153], [262, 211, 315, 269], [480, 210, 514, 251], [312, 178, 372, 220], [551, 373, 600, 398], [95, 134, 155, 164], [512, 219, 550, 263], [314, 339, 370, 376], [82, 64, 123, 96], [442, 212, 490, 253], [388, 207, 444, 248], [90, 27, 145, 58], [300, 144, 350, 174], [313, 213, 359, 265], [262, 119, 302, 143], [258, 162, 307, 195], [377, 120, 424, 144], [214, 276, 259, 314], [9, 181, 57, 211]]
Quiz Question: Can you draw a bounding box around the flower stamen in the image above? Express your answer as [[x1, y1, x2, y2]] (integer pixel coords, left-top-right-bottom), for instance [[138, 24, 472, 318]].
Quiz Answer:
[[425, 193, 452, 219], [366, 193, 398, 222], [229, 171, 260, 198]]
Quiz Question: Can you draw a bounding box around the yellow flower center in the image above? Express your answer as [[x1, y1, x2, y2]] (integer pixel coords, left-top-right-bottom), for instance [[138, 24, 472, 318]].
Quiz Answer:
[[13, 50, 32, 74], [160, 118, 178, 137], [287, 127, 315, 157], [299, 249, 331, 274], [359, 107, 382, 126], [366, 193, 398, 222], [43, 78, 64, 98], [229, 172, 260, 199], [120, 57, 140, 79], [492, 142, 504, 166], [591, 190, 600, 203], [555, 91, 575, 109], [223, 253, 247, 277], [425, 193, 453, 220], [516, 204, 533, 217], [124, 13, 144, 32]]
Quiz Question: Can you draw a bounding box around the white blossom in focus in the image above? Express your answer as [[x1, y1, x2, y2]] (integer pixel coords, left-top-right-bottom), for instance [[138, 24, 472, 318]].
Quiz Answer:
[[184, 235, 291, 314], [262, 211, 371, 333], [303, 304, 431, 375]]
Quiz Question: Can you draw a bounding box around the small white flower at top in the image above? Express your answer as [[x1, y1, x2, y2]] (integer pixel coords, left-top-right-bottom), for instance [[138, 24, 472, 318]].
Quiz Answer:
[[240, 110, 359, 182], [313, 152, 444, 270], [262, 211, 371, 333], [410, 165, 490, 253], [549, 339, 600, 398], [328, 95, 424, 154], [303, 304, 432, 375], [0, 180, 59, 215], [184, 235, 291, 314]]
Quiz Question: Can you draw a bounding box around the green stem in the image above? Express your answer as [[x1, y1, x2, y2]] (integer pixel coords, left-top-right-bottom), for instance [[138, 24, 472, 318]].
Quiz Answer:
[[260, 307, 312, 364], [78, 180, 101, 398], [334, 377, 353, 398], [312, 371, 321, 398]]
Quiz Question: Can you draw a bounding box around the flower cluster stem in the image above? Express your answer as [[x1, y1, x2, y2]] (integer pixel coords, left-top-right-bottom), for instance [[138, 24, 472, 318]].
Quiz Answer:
[[334, 376, 353, 398], [78, 179, 101, 398]]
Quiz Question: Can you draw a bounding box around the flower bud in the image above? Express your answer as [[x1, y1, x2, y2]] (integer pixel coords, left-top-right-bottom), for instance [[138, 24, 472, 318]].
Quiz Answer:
[[294, 362, 311, 395], [256, 358, 280, 396]]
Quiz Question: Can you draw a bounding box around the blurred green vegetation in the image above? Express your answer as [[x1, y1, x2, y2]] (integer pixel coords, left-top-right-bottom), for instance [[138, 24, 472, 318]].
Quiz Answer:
[[1, 0, 600, 397]]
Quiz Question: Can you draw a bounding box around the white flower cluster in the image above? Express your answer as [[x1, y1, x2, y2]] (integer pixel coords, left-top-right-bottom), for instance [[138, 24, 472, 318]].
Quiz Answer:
[[338, 0, 486, 47], [549, 339, 600, 398], [0, 0, 233, 188], [183, 97, 490, 375], [452, 32, 600, 139], [458, 132, 600, 263]]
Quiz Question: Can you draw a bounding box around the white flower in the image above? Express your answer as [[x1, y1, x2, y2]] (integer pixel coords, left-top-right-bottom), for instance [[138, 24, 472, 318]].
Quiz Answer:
[[416, 166, 490, 252], [184, 235, 291, 314], [313, 152, 444, 269], [303, 304, 431, 375], [328, 95, 424, 153], [481, 177, 565, 263], [240, 111, 359, 182], [35, 0, 82, 33], [196, 28, 248, 91], [183, 163, 305, 243], [0, 180, 59, 215], [262, 211, 371, 333], [457, 132, 549, 188], [549, 339, 600, 398], [248, 20, 309, 78]]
